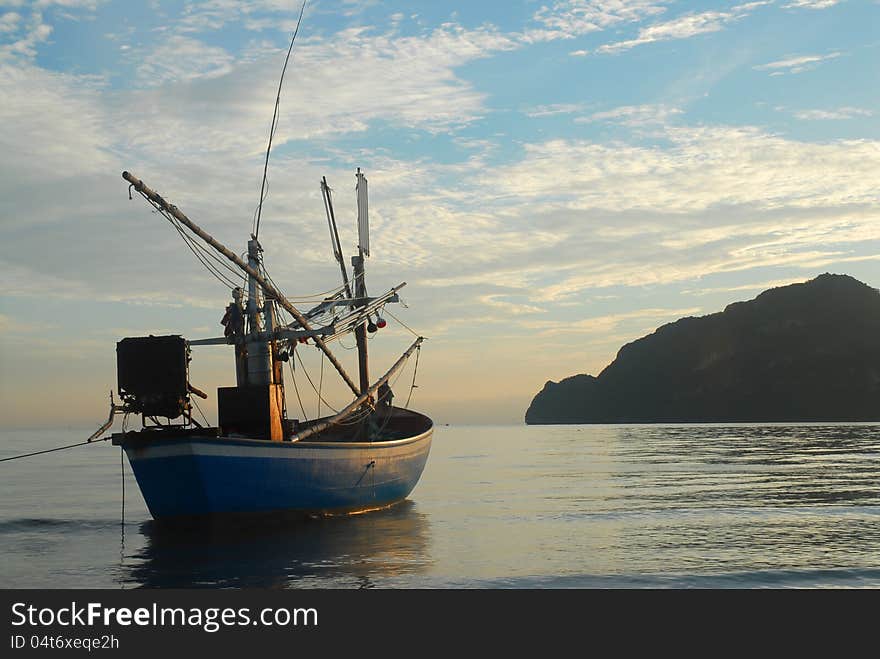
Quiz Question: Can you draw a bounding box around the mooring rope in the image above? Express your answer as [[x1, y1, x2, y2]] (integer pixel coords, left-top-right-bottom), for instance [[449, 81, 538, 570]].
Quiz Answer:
[[120, 445, 126, 565], [0, 436, 112, 463]]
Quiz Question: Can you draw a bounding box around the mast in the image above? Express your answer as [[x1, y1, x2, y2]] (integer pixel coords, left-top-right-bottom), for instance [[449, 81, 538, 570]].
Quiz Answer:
[[321, 177, 353, 301], [353, 253, 369, 396], [246, 238, 272, 385], [354, 168, 370, 398], [123, 171, 361, 398]]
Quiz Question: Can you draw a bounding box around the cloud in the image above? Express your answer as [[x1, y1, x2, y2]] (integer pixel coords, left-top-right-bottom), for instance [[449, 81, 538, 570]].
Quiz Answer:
[[0, 0, 106, 9], [0, 10, 52, 58], [782, 0, 843, 8], [478, 294, 547, 316], [418, 125, 880, 303], [520, 307, 702, 336], [0, 11, 20, 33], [732, 1, 775, 9], [171, 0, 396, 34], [33, 1, 104, 8], [476, 126, 880, 213], [3, 23, 878, 329], [136, 35, 235, 86], [681, 277, 809, 296], [0, 62, 113, 182], [174, 0, 296, 34], [792, 107, 872, 120], [530, 0, 670, 41], [0, 0, 102, 59], [595, 4, 765, 54], [116, 23, 519, 159], [754, 51, 841, 74], [657, 213, 880, 251], [574, 103, 682, 126], [525, 102, 590, 118], [0, 313, 56, 334], [317, 123, 880, 335]]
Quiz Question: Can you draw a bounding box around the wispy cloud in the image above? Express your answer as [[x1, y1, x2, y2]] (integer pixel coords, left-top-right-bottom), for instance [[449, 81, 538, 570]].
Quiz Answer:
[[0, 11, 20, 33], [681, 277, 808, 296], [732, 1, 775, 10], [109, 22, 521, 161], [4, 43, 878, 319], [0, 1, 106, 60], [0, 313, 56, 334], [35, 1, 105, 8], [521, 307, 702, 336], [136, 35, 235, 85], [792, 106, 872, 120], [754, 51, 841, 74], [575, 104, 682, 126], [529, 0, 670, 41], [782, 0, 843, 9], [595, 3, 768, 54], [525, 102, 589, 118], [174, 0, 297, 34], [0, 10, 52, 59], [478, 126, 880, 213], [478, 294, 547, 315]]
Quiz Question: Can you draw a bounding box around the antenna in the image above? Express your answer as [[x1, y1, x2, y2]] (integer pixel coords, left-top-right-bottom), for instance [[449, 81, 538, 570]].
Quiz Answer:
[[253, 0, 308, 240], [356, 168, 369, 258]]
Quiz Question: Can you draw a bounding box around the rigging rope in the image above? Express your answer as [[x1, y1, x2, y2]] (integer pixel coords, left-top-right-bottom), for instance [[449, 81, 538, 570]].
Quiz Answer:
[[295, 348, 339, 413], [335, 405, 374, 426], [317, 349, 324, 418], [253, 0, 308, 240], [288, 353, 309, 421], [405, 344, 421, 409], [384, 308, 422, 339], [191, 396, 211, 427], [169, 213, 242, 277], [144, 196, 241, 280], [135, 189, 243, 290], [169, 218, 239, 289]]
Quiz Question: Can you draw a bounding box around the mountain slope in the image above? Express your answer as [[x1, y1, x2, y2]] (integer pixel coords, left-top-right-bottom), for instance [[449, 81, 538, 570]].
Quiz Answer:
[[525, 274, 880, 424]]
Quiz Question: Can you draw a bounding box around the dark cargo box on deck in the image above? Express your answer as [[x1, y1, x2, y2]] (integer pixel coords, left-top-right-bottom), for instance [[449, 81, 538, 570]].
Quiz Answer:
[[218, 384, 284, 441], [117, 335, 189, 418]]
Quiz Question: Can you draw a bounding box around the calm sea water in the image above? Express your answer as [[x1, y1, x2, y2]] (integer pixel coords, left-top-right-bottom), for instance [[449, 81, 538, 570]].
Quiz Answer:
[[1, 424, 880, 588]]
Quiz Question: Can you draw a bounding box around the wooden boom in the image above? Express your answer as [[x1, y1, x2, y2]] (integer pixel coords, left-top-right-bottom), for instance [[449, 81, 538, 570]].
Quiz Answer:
[[122, 170, 361, 397]]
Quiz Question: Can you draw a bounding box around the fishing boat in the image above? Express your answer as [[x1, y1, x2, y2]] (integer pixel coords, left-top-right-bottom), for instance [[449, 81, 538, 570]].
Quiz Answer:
[[92, 169, 432, 521]]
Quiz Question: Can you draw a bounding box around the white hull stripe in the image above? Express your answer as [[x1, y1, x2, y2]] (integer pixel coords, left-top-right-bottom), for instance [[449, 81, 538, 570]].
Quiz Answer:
[[128, 435, 432, 462]]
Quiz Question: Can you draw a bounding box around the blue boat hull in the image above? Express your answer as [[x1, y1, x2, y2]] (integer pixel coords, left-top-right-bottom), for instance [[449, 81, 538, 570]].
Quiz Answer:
[[118, 422, 432, 520]]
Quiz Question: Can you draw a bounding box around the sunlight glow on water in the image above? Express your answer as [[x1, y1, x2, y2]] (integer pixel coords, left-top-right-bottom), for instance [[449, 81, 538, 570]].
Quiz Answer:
[[1, 424, 880, 588]]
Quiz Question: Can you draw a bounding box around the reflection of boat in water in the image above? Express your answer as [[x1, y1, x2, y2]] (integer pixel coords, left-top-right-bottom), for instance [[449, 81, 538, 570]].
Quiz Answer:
[[124, 500, 432, 588], [91, 167, 430, 520]]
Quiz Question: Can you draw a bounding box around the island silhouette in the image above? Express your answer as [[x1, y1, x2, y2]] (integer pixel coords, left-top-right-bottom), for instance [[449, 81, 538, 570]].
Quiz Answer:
[[526, 274, 880, 424]]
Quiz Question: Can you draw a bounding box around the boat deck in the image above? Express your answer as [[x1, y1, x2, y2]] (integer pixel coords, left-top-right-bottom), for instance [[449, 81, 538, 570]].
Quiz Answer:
[[112, 406, 432, 445]]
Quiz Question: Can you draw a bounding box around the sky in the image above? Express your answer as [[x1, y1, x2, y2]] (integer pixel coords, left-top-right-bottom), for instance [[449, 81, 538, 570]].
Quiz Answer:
[[0, 0, 878, 428]]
